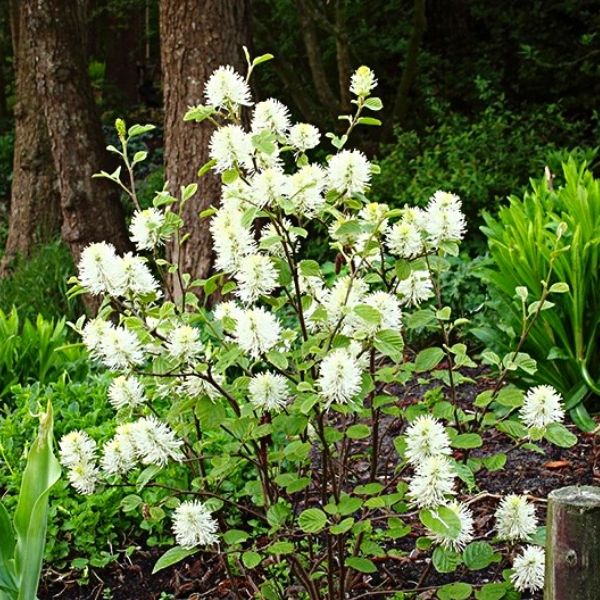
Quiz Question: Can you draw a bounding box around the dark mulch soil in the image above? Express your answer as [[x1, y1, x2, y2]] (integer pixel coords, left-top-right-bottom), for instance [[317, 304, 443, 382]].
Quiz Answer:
[[39, 373, 600, 600]]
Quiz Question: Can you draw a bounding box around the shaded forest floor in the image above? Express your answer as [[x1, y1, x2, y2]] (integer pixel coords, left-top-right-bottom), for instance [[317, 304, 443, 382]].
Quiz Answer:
[[39, 375, 600, 600]]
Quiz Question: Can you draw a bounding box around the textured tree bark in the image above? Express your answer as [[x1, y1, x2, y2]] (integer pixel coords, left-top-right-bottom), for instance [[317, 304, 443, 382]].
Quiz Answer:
[[23, 0, 132, 267], [159, 0, 250, 295], [382, 0, 426, 141], [545, 485, 600, 599], [295, 0, 339, 116], [1, 0, 61, 273]]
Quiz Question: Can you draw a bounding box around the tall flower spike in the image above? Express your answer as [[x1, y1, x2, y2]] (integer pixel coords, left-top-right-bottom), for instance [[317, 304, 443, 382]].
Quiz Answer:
[[404, 415, 451, 466], [204, 65, 252, 109], [511, 545, 545, 592], [494, 494, 538, 541], [407, 455, 456, 508], [248, 372, 289, 412], [520, 385, 565, 430], [172, 500, 219, 548], [317, 347, 363, 407]]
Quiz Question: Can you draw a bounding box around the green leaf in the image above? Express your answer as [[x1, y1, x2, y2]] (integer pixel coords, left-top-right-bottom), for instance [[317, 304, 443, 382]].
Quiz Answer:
[[184, 105, 215, 123], [330, 518, 354, 535], [549, 282, 569, 293], [451, 433, 483, 449], [357, 116, 382, 126], [462, 541, 498, 570], [544, 422, 578, 448], [437, 582, 473, 600], [242, 551, 262, 569], [364, 97, 383, 111], [374, 329, 404, 359], [345, 556, 377, 573], [13, 401, 61, 600], [346, 424, 371, 439], [475, 582, 508, 600], [432, 546, 461, 573], [298, 260, 321, 278], [298, 508, 327, 533], [128, 123, 156, 137], [354, 305, 382, 324], [152, 546, 197, 574], [120, 494, 143, 513], [496, 420, 528, 439], [252, 53, 274, 67], [268, 541, 295, 555], [414, 347, 445, 372], [482, 453, 507, 471], [223, 529, 249, 545], [420, 506, 461, 538]]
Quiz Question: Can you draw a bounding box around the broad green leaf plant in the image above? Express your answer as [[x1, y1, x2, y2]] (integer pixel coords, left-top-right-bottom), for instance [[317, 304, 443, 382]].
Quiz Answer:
[[64, 52, 574, 598], [0, 401, 61, 600]]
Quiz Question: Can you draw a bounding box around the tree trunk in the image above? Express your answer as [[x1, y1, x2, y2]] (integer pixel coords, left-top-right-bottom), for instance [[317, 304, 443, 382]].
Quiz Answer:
[[382, 0, 426, 142], [159, 0, 250, 295], [1, 0, 61, 272], [23, 0, 132, 267]]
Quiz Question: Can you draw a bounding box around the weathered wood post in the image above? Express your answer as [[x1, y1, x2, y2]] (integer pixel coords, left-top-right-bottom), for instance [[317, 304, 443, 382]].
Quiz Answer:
[[545, 485, 600, 599]]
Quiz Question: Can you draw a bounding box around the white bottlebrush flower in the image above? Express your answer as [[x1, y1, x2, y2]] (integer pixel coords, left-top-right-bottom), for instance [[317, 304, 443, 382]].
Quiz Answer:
[[511, 545, 545, 592], [386, 220, 424, 258], [520, 385, 565, 430], [259, 219, 298, 257], [234, 307, 282, 358], [167, 325, 203, 362], [407, 455, 456, 508], [251, 98, 291, 135], [209, 125, 254, 173], [211, 205, 256, 273], [359, 202, 389, 230], [350, 65, 377, 97], [327, 149, 371, 196], [235, 254, 279, 304], [108, 375, 147, 410], [129, 207, 166, 251], [396, 270, 434, 307], [250, 168, 290, 208], [427, 501, 475, 551], [82, 318, 112, 357], [248, 371, 289, 411], [288, 164, 326, 217], [321, 276, 369, 331], [179, 374, 224, 401], [66, 460, 99, 495], [131, 416, 183, 466], [116, 253, 160, 298], [213, 300, 244, 323], [78, 242, 123, 296], [424, 191, 466, 248], [204, 65, 252, 109], [495, 494, 538, 541], [59, 430, 97, 468], [101, 433, 137, 476], [404, 415, 451, 466], [98, 326, 144, 370], [172, 500, 219, 548], [349, 290, 402, 337], [317, 347, 363, 407], [287, 123, 321, 151]]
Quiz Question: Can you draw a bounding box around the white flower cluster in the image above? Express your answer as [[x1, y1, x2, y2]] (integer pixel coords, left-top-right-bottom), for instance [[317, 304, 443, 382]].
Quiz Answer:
[[520, 384, 565, 430], [494, 494, 538, 541], [172, 500, 219, 548], [60, 417, 183, 491], [511, 545, 545, 592], [78, 242, 160, 299]]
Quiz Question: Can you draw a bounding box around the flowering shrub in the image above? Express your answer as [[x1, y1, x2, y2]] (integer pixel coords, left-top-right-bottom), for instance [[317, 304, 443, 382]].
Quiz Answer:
[[62, 52, 575, 598]]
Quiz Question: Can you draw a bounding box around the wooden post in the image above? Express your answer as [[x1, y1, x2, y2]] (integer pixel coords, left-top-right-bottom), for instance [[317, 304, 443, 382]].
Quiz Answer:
[[545, 485, 600, 599]]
